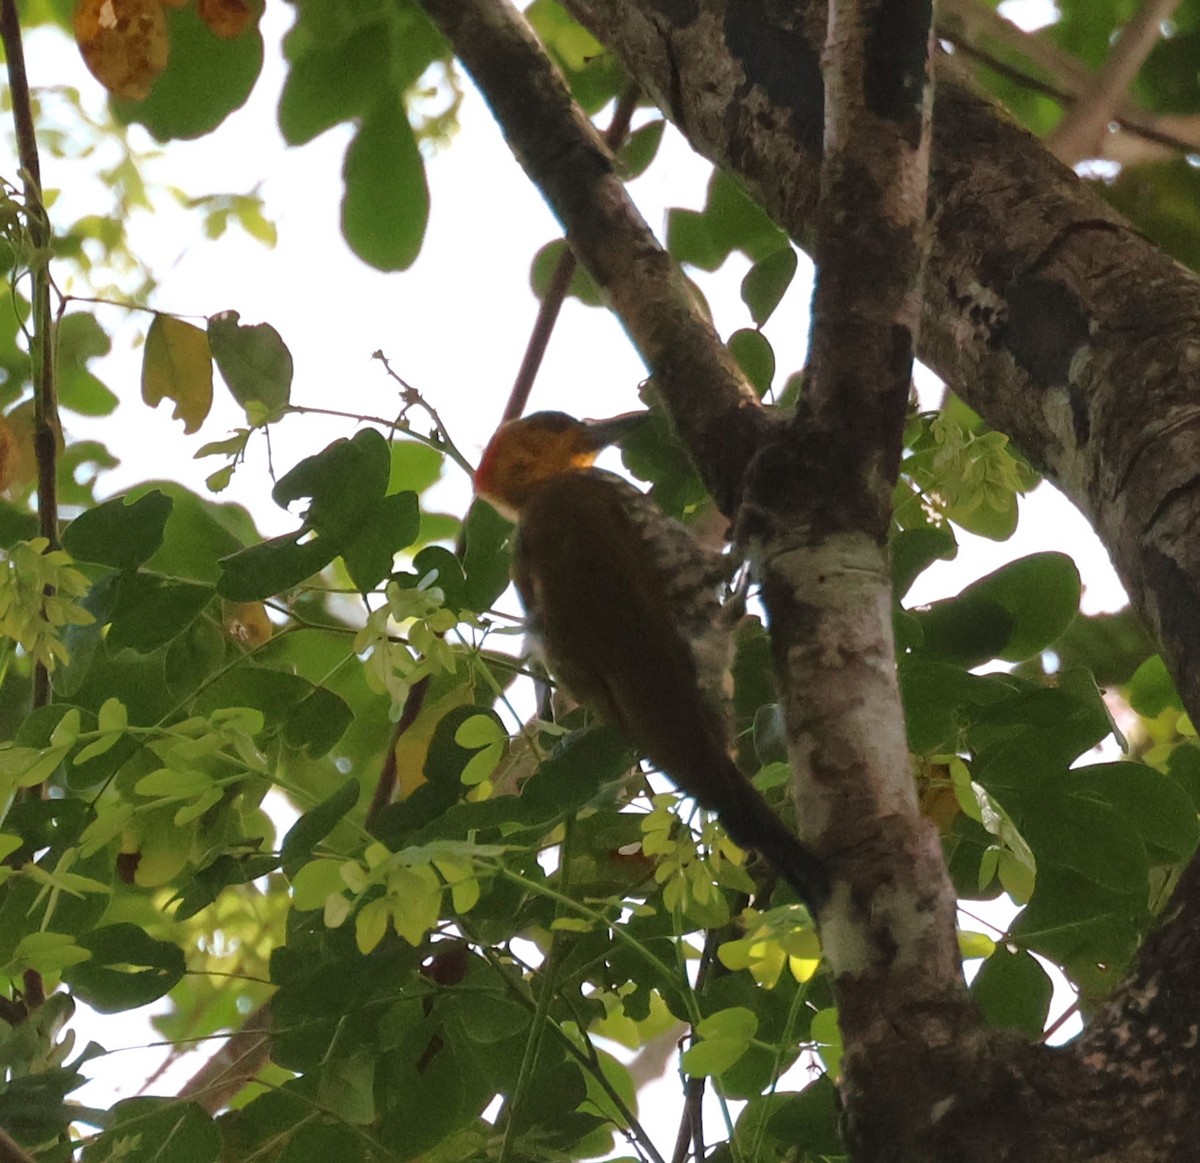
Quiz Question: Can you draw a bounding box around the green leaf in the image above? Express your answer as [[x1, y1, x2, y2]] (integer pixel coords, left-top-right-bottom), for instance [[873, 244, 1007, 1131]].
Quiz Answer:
[[342, 96, 430, 271], [520, 725, 633, 820], [892, 525, 958, 600], [728, 327, 775, 396], [525, 0, 621, 112], [970, 946, 1053, 1037], [1139, 30, 1200, 115], [273, 428, 390, 543], [666, 206, 721, 269], [910, 595, 1014, 669], [745, 1079, 843, 1157], [964, 552, 1082, 661], [63, 923, 186, 1013], [281, 781, 360, 874], [1102, 158, 1200, 272], [278, 1120, 369, 1163], [135, 768, 214, 798], [57, 312, 118, 416], [389, 439, 445, 494], [1019, 790, 1147, 895], [1072, 762, 1199, 863], [1012, 867, 1140, 994], [208, 311, 293, 424], [282, 686, 354, 756], [913, 552, 1080, 667], [706, 169, 786, 261], [87, 1097, 219, 1163], [618, 118, 666, 179], [217, 532, 336, 600], [62, 489, 173, 570], [141, 314, 214, 434], [172, 853, 280, 921], [809, 1007, 843, 1077], [193, 667, 316, 729], [112, 2, 264, 142], [530, 239, 604, 307], [741, 247, 798, 326], [107, 575, 215, 653], [278, 22, 390, 145], [412, 546, 467, 612], [341, 490, 421, 591], [682, 1034, 750, 1077], [455, 714, 506, 749], [1129, 654, 1181, 716], [449, 993, 530, 1044], [462, 499, 513, 612], [133, 481, 257, 583]]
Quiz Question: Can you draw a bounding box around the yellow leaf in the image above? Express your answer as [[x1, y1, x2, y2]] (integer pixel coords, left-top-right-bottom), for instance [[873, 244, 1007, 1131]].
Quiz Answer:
[[223, 600, 272, 646], [957, 930, 997, 960], [355, 898, 389, 953], [0, 413, 17, 493], [141, 315, 214, 434], [73, 0, 169, 101], [0, 405, 38, 494]]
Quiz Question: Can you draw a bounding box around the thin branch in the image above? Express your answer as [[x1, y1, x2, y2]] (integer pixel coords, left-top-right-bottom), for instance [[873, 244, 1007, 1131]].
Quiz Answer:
[[1, 0, 60, 713], [939, 0, 1200, 161], [498, 817, 575, 1163], [670, 922, 732, 1163], [365, 674, 431, 828], [942, 32, 1200, 159], [0, 1126, 37, 1163], [1047, 0, 1183, 164], [176, 999, 273, 1114], [503, 84, 641, 423]]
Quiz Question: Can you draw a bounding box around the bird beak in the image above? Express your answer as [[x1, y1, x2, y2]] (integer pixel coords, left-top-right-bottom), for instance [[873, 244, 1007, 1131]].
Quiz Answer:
[[579, 411, 646, 451]]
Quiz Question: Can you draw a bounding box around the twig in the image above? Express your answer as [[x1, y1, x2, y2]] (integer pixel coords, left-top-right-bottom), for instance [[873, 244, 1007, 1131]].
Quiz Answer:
[[1, 0, 60, 712], [1047, 0, 1183, 164], [0, 1126, 37, 1163], [497, 817, 576, 1163], [365, 674, 431, 828], [1041, 998, 1082, 1045], [370, 351, 476, 474], [469, 931, 668, 1163], [939, 0, 1200, 160], [670, 923, 730, 1163], [502, 84, 641, 423]]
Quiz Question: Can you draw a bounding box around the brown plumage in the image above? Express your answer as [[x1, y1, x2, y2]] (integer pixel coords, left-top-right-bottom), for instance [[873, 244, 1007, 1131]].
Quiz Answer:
[[475, 412, 826, 911]]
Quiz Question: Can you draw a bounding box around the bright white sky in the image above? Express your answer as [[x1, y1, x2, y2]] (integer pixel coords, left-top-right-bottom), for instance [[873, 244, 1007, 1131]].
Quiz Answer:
[[23, 0, 1103, 1141]]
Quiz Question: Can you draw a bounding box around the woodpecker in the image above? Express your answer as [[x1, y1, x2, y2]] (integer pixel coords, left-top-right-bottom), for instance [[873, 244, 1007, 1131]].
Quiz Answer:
[[474, 411, 827, 912]]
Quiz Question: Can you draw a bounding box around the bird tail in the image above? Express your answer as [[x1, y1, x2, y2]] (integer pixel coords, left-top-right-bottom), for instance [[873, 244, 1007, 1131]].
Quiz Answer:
[[705, 763, 829, 913]]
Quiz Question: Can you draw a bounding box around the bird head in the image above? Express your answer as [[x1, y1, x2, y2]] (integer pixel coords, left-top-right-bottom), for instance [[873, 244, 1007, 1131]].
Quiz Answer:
[[474, 410, 644, 520]]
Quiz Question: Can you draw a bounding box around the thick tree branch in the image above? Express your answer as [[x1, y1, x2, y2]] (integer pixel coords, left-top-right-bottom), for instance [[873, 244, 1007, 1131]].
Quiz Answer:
[[417, 0, 765, 515], [503, 84, 640, 423], [735, 3, 985, 1157]]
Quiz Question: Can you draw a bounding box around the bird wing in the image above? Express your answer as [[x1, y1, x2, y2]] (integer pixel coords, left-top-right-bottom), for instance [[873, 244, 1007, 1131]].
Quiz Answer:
[[515, 470, 731, 794]]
